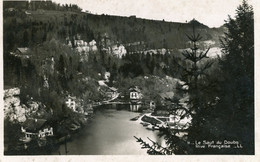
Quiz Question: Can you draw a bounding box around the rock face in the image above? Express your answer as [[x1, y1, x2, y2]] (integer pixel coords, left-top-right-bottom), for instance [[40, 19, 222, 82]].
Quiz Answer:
[[4, 88, 26, 123], [4, 88, 45, 123]]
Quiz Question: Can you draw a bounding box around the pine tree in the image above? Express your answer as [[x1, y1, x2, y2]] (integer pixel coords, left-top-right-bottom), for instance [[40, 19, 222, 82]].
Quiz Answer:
[[135, 25, 213, 154], [180, 25, 213, 143], [216, 0, 254, 154]]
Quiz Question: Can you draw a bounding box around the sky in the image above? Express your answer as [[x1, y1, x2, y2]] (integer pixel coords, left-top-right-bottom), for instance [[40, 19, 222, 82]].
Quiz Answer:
[[51, 0, 254, 28]]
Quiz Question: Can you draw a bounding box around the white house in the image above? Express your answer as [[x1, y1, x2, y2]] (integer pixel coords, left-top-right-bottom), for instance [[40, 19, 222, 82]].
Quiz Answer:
[[20, 119, 53, 143], [129, 86, 142, 100], [65, 96, 76, 112]]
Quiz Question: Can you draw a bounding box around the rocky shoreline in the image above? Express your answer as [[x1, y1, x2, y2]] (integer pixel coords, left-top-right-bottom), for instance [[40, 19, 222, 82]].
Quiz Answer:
[[4, 87, 98, 155]]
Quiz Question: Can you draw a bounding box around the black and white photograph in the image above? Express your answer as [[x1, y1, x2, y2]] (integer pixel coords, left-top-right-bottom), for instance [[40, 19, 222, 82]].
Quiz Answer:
[[2, 0, 257, 159]]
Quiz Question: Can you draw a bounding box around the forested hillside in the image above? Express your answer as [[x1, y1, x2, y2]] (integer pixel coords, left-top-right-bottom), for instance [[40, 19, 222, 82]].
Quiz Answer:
[[3, 1, 225, 52], [3, 0, 254, 155], [3, 0, 225, 89]]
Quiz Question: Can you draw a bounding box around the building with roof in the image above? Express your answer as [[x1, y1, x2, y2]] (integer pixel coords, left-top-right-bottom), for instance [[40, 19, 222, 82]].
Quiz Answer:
[[129, 86, 142, 101], [10, 48, 30, 58], [99, 86, 118, 99], [20, 118, 53, 142], [106, 87, 118, 98], [65, 96, 76, 112]]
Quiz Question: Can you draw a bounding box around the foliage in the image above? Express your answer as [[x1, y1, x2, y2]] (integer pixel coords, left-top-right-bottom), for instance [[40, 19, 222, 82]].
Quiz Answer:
[[3, 0, 254, 155], [136, 0, 254, 155], [3, 0, 225, 54], [215, 0, 254, 154], [118, 51, 184, 78], [134, 136, 173, 155], [135, 24, 213, 154], [4, 118, 23, 155]]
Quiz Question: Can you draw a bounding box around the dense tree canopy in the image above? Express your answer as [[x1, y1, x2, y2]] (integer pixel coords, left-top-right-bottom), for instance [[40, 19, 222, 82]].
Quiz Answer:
[[216, 0, 254, 154], [136, 0, 254, 155]]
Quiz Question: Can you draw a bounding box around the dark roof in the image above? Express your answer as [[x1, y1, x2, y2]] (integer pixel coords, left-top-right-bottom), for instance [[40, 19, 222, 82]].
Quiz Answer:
[[129, 86, 141, 93], [22, 119, 47, 132], [130, 89, 141, 93], [16, 48, 29, 54]]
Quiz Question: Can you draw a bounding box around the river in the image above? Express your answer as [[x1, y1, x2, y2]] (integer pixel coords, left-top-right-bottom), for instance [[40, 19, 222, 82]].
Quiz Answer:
[[52, 105, 165, 155]]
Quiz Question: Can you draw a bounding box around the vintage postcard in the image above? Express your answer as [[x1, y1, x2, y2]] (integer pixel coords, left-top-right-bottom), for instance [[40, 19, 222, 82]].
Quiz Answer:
[[1, 0, 259, 161]]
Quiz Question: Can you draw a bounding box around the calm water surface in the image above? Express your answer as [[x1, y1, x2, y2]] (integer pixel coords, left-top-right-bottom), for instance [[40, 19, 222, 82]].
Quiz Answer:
[[53, 106, 165, 155]]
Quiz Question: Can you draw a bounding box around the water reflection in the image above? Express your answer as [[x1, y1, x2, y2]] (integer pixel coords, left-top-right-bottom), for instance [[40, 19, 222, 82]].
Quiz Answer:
[[52, 104, 165, 155], [129, 104, 141, 112]]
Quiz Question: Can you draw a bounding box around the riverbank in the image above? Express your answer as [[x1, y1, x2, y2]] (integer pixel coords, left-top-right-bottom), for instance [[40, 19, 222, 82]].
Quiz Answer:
[[5, 101, 126, 155], [4, 109, 94, 155], [51, 107, 165, 155], [4, 100, 161, 155]]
